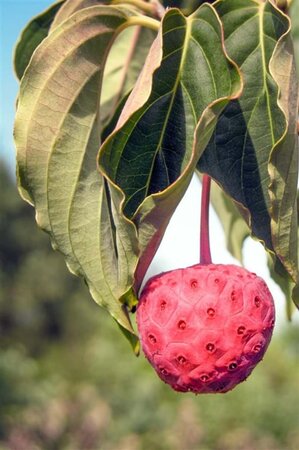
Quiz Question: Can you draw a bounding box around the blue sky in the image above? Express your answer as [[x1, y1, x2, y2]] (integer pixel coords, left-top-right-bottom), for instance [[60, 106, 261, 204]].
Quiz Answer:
[[0, 0, 52, 171]]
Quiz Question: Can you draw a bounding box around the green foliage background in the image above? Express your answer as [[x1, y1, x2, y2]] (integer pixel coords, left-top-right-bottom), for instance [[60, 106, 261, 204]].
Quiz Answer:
[[1, 161, 299, 450]]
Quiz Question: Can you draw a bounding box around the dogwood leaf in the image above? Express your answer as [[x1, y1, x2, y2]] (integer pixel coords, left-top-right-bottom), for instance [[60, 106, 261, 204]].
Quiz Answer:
[[198, 0, 298, 295], [50, 0, 108, 29], [51, 0, 157, 130], [14, 5, 152, 350], [99, 4, 242, 287], [101, 26, 156, 126]]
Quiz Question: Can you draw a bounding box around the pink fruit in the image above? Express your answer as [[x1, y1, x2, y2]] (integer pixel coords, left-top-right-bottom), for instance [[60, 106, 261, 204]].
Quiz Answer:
[[136, 263, 275, 394]]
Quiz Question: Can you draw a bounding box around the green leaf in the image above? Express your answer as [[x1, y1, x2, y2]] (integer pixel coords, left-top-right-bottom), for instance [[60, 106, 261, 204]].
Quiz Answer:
[[99, 4, 241, 287], [101, 26, 156, 126], [290, 0, 299, 68], [101, 91, 131, 141], [162, 0, 217, 16], [269, 10, 298, 287], [268, 255, 296, 320], [14, 0, 65, 80], [50, 0, 109, 30], [162, 0, 206, 15], [14, 5, 147, 347], [290, 0, 299, 78], [51, 0, 157, 131], [198, 0, 298, 289]]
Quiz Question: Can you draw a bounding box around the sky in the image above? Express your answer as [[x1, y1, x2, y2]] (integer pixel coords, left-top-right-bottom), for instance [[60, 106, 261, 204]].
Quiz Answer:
[[0, 0, 54, 169], [0, 0, 297, 330]]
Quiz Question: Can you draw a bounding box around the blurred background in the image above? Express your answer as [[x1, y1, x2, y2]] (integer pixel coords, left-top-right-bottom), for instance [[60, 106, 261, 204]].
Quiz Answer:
[[1, 1, 299, 450]]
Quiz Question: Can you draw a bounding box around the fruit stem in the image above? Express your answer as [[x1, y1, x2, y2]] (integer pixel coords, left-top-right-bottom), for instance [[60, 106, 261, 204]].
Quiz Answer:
[[200, 174, 212, 265]]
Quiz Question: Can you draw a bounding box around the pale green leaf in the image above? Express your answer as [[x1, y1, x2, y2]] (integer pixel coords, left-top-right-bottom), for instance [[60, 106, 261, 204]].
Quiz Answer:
[[14, 5, 144, 346], [269, 9, 298, 288], [101, 26, 156, 126], [51, 0, 157, 131], [290, 0, 299, 68]]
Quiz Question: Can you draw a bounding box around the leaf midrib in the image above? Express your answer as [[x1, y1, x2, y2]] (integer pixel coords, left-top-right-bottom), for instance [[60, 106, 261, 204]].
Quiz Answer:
[[259, 2, 276, 148], [42, 12, 133, 307], [143, 15, 191, 198], [128, 13, 220, 203], [237, 3, 278, 204]]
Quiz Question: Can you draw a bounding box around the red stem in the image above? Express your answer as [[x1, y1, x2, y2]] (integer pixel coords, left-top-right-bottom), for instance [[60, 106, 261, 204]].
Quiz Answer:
[[200, 174, 212, 265]]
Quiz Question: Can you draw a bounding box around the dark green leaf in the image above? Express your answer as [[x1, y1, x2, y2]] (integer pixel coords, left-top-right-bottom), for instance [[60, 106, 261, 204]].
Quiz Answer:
[[99, 4, 241, 287], [162, 0, 213, 15], [14, 0, 65, 80], [100, 5, 241, 218], [198, 0, 298, 290], [101, 91, 131, 141]]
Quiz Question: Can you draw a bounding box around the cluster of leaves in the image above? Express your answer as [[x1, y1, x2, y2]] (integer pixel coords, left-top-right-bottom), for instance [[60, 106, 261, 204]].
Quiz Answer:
[[1, 163, 299, 450], [14, 0, 298, 348]]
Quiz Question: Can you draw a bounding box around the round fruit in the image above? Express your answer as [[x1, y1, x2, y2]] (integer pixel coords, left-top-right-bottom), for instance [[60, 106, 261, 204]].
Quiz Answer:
[[136, 263, 275, 394]]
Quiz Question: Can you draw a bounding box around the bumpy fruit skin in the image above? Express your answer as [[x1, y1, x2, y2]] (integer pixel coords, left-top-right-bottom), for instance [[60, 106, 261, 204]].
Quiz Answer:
[[136, 264, 275, 394]]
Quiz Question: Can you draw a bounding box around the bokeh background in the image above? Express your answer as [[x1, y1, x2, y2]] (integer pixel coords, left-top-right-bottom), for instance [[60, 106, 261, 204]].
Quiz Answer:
[[1, 1, 299, 449]]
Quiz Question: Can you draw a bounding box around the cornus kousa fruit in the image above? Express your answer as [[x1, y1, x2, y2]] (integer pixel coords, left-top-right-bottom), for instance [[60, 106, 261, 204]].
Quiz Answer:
[[136, 263, 275, 394]]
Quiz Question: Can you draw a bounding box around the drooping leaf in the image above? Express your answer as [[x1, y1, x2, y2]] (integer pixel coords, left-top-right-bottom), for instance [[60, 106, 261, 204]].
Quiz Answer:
[[269, 11, 298, 292], [100, 5, 241, 219], [14, 5, 152, 349], [14, 0, 65, 80], [99, 4, 242, 288], [198, 0, 298, 291]]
